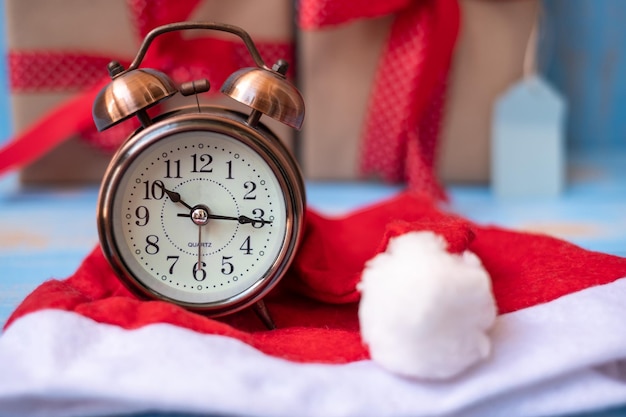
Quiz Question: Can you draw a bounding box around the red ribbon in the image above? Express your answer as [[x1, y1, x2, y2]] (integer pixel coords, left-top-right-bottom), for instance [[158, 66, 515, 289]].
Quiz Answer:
[[299, 0, 459, 197], [0, 0, 293, 176]]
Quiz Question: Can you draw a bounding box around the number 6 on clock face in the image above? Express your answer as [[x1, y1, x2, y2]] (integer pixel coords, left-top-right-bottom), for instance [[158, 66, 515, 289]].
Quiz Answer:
[[98, 111, 304, 316]]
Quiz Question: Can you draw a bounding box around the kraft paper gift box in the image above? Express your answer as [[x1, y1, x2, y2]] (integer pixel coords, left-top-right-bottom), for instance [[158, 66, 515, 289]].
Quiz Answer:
[[5, 0, 294, 185], [297, 0, 459, 197], [6, 0, 135, 184], [298, 0, 540, 188]]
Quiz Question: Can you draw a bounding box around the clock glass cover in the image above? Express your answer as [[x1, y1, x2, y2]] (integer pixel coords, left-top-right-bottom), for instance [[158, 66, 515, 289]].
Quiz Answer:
[[102, 128, 292, 310]]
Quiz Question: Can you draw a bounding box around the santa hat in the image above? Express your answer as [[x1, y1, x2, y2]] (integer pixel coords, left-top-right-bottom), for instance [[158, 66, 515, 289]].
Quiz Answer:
[[2, 192, 626, 417]]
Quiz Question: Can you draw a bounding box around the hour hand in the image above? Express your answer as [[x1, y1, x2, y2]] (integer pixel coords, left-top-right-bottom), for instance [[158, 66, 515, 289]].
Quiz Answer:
[[156, 183, 193, 210]]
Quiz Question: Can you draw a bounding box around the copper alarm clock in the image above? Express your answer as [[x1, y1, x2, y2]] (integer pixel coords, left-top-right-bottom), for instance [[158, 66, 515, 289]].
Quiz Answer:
[[93, 22, 305, 328]]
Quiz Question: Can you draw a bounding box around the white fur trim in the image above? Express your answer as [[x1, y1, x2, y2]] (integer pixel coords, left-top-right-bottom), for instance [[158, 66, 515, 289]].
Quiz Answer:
[[3, 278, 626, 416], [358, 231, 497, 379]]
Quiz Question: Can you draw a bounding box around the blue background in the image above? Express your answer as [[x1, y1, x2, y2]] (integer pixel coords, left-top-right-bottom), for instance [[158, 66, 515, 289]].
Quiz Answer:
[[540, 0, 626, 151]]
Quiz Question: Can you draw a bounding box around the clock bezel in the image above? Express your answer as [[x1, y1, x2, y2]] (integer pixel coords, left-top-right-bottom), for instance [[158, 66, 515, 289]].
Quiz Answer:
[[97, 106, 305, 317]]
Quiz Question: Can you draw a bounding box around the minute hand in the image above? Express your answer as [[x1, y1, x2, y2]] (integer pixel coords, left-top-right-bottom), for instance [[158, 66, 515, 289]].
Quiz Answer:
[[178, 213, 272, 226]]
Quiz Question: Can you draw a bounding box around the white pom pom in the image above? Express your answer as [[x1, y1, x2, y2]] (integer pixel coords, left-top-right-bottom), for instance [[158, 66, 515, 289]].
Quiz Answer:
[[358, 231, 496, 379]]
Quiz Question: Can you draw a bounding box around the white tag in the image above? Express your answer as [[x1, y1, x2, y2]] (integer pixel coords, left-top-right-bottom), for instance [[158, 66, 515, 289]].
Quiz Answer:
[[491, 75, 567, 198]]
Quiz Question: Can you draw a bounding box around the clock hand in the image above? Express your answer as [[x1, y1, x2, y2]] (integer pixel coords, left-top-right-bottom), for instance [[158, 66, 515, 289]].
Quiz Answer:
[[156, 183, 193, 210], [237, 215, 273, 226], [177, 212, 273, 226]]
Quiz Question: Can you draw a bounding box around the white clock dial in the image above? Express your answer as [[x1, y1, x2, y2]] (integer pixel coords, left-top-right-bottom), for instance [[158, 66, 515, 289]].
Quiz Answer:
[[109, 130, 288, 307]]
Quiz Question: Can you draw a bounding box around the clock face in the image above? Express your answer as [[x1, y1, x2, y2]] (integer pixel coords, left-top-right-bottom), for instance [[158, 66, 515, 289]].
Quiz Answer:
[[102, 127, 294, 310]]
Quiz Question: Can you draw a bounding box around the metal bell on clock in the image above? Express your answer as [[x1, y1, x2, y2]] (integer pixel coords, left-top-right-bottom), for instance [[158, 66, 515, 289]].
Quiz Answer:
[[92, 62, 178, 131], [221, 59, 305, 130]]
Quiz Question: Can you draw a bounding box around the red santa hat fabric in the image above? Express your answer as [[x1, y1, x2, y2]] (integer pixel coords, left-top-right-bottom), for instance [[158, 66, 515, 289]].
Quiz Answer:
[[286, 192, 626, 313], [2, 191, 626, 416]]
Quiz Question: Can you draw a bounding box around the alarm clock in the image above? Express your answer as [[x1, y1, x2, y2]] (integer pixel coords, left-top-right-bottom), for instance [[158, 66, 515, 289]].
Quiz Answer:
[[92, 22, 305, 329]]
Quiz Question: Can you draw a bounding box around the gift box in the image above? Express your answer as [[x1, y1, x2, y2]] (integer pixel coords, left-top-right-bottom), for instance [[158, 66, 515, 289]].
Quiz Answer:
[[4, 0, 295, 185], [5, 0, 135, 184], [297, 0, 541, 190], [297, 0, 459, 197]]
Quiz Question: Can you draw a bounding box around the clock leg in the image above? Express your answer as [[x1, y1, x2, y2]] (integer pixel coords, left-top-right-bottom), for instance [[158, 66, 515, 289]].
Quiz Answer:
[[253, 300, 276, 330]]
